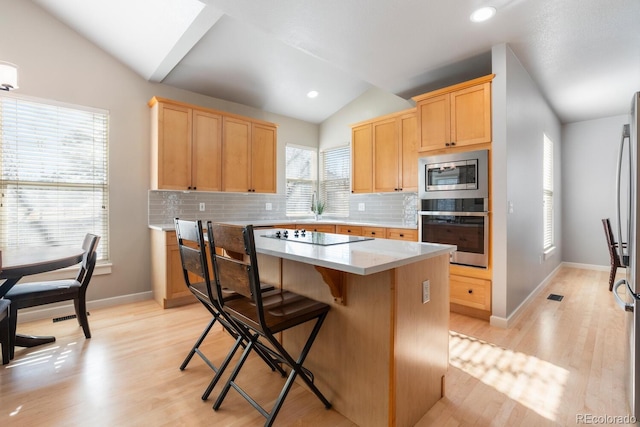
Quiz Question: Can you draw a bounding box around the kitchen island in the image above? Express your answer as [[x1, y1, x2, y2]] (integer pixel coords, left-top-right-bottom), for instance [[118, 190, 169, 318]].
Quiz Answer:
[[250, 229, 454, 427]]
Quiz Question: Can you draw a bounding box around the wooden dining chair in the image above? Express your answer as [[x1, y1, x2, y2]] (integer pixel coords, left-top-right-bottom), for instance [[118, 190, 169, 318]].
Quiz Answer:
[[0, 298, 10, 364], [4, 234, 100, 359], [174, 218, 279, 400], [207, 222, 332, 426], [602, 218, 627, 291]]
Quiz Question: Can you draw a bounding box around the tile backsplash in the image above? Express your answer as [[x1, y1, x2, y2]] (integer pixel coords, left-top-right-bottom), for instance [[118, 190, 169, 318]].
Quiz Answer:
[[148, 190, 418, 226]]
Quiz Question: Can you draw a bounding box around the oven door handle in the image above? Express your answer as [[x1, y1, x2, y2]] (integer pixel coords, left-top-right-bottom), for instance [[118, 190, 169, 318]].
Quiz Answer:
[[419, 211, 489, 217]]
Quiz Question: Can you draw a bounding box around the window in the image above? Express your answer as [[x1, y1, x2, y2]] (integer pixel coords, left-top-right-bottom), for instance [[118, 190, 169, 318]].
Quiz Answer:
[[0, 94, 109, 261], [286, 145, 317, 216], [320, 146, 350, 217], [543, 134, 554, 252]]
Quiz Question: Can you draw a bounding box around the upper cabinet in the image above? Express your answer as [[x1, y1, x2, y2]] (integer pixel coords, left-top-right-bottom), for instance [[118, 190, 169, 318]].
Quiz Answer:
[[150, 99, 222, 191], [413, 74, 494, 153], [149, 97, 277, 193], [351, 109, 417, 194]]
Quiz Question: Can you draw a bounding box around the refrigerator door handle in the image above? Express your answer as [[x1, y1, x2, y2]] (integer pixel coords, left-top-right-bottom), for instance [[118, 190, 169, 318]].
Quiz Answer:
[[613, 279, 636, 312], [616, 124, 631, 262]]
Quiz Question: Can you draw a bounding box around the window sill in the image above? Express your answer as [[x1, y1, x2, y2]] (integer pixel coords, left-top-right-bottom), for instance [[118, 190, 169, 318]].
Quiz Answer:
[[543, 246, 556, 260], [19, 261, 112, 283]]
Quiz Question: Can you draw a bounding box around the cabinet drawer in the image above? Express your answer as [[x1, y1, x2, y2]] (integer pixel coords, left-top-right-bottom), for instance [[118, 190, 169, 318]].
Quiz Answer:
[[336, 225, 363, 236], [450, 275, 491, 311], [297, 224, 336, 233], [385, 228, 418, 241], [362, 226, 385, 238]]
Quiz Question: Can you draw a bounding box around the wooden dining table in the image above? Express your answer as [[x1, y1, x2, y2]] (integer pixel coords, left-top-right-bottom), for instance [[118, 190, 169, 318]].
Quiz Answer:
[[0, 245, 85, 348]]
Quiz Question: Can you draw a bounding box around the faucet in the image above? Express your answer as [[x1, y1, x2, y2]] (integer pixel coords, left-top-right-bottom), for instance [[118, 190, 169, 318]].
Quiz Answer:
[[311, 191, 317, 219]]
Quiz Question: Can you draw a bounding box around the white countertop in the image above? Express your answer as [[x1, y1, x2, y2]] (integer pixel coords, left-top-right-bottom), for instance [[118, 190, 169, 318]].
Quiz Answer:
[[149, 218, 417, 232], [253, 230, 454, 275]]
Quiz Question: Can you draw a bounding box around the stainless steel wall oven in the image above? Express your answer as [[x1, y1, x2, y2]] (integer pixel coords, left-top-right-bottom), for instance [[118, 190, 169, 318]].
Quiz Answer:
[[419, 198, 489, 268], [418, 149, 490, 268]]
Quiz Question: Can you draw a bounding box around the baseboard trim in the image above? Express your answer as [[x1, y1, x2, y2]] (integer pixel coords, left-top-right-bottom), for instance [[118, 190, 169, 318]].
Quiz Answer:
[[489, 263, 563, 329], [561, 261, 612, 272], [16, 291, 154, 324]]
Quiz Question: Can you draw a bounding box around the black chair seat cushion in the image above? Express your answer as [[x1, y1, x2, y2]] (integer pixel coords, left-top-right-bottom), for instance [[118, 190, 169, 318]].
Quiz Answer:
[[224, 290, 330, 334], [0, 299, 10, 320], [5, 280, 80, 306]]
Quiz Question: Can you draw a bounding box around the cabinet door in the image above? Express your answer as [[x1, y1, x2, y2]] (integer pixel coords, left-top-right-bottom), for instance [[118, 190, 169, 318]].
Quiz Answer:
[[352, 124, 373, 193], [222, 117, 251, 192], [336, 225, 362, 236], [362, 226, 385, 238], [417, 94, 450, 152], [158, 103, 192, 190], [450, 275, 491, 311], [373, 118, 399, 192], [167, 244, 192, 300], [450, 82, 491, 147], [386, 228, 418, 241], [399, 113, 418, 192], [251, 123, 277, 193], [192, 109, 222, 191]]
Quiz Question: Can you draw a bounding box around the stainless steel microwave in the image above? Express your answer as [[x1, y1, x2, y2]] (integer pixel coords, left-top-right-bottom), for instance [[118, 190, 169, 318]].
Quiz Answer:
[[418, 149, 489, 199]]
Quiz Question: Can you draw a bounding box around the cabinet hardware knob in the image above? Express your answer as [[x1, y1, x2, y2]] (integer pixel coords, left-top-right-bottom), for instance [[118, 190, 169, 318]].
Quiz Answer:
[[468, 289, 473, 294], [451, 142, 456, 146], [445, 143, 450, 147], [399, 234, 404, 237]]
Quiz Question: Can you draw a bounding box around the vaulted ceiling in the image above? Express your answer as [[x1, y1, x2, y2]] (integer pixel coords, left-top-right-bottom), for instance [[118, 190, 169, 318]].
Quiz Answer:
[[32, 0, 640, 124]]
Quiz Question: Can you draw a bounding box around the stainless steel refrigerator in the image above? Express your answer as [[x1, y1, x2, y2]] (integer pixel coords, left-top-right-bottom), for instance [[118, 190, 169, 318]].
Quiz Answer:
[[613, 91, 640, 418]]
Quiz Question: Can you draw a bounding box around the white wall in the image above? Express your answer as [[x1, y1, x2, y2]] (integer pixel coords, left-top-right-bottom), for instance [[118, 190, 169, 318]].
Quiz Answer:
[[319, 86, 413, 150], [1, 0, 318, 302], [492, 44, 563, 322], [562, 114, 629, 265]]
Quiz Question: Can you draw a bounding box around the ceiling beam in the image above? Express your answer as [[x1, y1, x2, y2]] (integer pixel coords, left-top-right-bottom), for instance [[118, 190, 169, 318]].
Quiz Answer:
[[149, 5, 224, 83]]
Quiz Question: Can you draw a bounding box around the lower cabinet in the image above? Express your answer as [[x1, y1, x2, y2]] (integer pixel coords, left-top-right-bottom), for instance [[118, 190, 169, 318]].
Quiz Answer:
[[296, 224, 336, 233], [151, 229, 196, 308], [362, 226, 385, 238], [450, 274, 491, 311], [386, 228, 418, 241], [336, 225, 363, 236]]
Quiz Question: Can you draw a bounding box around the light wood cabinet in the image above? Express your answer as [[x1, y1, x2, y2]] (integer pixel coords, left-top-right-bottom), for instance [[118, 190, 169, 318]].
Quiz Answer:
[[251, 123, 277, 193], [352, 109, 417, 194], [151, 230, 195, 308], [150, 96, 276, 193], [150, 98, 222, 191], [222, 117, 276, 193], [295, 224, 336, 233], [450, 274, 491, 311], [351, 124, 373, 193], [336, 225, 363, 236], [362, 226, 386, 238], [414, 75, 494, 153], [385, 228, 418, 241]]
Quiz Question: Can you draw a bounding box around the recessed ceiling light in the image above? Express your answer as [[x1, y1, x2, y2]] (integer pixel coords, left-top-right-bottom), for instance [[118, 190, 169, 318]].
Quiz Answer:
[[470, 6, 496, 23], [307, 90, 319, 98]]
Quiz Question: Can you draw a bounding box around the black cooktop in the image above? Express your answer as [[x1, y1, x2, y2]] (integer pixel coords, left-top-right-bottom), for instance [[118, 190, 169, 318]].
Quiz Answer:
[[261, 229, 373, 246]]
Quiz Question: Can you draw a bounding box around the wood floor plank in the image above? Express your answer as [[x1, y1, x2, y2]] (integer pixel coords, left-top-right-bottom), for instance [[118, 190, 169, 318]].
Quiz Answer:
[[0, 267, 632, 426]]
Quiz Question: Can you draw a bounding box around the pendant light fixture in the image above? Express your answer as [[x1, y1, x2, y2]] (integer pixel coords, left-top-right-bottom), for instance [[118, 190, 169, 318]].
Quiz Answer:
[[0, 61, 19, 91]]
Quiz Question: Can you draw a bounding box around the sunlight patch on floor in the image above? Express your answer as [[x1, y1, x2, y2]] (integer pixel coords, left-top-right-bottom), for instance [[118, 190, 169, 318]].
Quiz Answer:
[[450, 331, 569, 422]]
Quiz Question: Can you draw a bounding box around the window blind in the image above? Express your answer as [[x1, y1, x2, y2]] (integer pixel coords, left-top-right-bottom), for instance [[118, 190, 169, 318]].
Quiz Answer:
[[0, 94, 109, 261], [286, 145, 317, 216], [543, 134, 554, 250], [320, 146, 350, 217]]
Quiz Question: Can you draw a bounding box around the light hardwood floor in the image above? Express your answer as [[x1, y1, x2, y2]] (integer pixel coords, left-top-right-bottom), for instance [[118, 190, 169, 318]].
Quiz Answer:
[[0, 267, 633, 426]]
